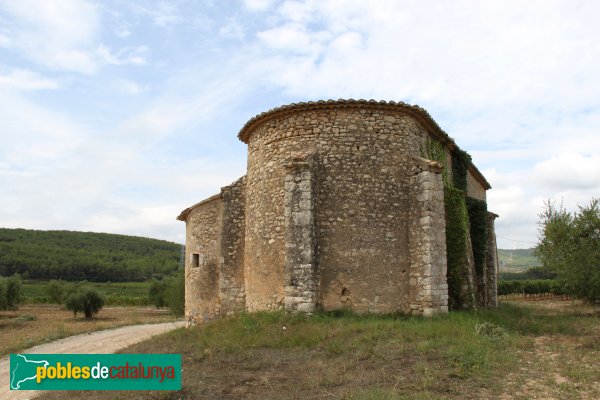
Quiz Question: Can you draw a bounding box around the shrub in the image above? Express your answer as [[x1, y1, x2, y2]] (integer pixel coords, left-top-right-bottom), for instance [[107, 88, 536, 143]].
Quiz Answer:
[[537, 198, 600, 302], [165, 271, 184, 317], [65, 286, 105, 319], [0, 274, 22, 310], [475, 321, 508, 340], [45, 280, 65, 304], [148, 279, 168, 308], [0, 279, 7, 310]]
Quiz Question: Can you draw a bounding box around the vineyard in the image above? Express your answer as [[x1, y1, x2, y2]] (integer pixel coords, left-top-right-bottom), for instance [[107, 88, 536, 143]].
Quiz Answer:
[[498, 279, 571, 300]]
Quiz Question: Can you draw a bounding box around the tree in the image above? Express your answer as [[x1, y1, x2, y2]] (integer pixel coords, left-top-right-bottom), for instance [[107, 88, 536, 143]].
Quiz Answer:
[[0, 274, 22, 310], [6, 274, 21, 309], [65, 287, 105, 319], [164, 271, 184, 317], [148, 279, 167, 308], [45, 280, 65, 304], [536, 198, 600, 302]]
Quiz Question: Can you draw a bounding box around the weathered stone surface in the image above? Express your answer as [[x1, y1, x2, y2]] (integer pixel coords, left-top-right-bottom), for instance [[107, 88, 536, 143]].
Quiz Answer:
[[486, 212, 500, 308], [177, 99, 498, 323]]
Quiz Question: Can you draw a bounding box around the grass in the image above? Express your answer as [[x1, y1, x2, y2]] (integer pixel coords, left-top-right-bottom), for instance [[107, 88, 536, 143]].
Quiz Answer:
[[0, 304, 177, 356], [21, 280, 152, 306], [37, 300, 600, 399]]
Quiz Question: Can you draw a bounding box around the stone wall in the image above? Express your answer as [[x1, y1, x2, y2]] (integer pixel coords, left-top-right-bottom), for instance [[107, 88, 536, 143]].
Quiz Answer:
[[243, 104, 451, 315], [183, 195, 222, 325], [467, 169, 487, 201], [283, 152, 318, 313], [486, 213, 499, 307], [219, 176, 247, 316], [408, 157, 449, 315]]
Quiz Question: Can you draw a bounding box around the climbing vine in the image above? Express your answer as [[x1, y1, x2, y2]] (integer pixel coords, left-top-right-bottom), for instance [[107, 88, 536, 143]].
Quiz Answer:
[[444, 187, 470, 310], [451, 149, 471, 192], [466, 197, 488, 299], [423, 139, 488, 309], [420, 138, 450, 187]]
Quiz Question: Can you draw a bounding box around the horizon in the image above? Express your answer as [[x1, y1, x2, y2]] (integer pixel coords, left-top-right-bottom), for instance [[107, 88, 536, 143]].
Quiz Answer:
[[2, 1, 599, 249]]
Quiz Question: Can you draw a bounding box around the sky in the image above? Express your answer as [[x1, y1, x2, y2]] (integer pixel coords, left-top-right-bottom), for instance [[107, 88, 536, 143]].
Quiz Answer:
[[1, 0, 599, 249]]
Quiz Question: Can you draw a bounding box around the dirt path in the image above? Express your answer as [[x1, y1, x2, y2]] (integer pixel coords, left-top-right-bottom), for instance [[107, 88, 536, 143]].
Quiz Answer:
[[0, 321, 184, 400]]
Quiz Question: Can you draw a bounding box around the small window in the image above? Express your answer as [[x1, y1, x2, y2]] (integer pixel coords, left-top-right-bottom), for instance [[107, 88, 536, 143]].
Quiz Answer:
[[192, 253, 200, 268]]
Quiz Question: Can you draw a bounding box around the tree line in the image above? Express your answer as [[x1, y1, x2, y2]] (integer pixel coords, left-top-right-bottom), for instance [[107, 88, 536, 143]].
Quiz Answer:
[[1, 273, 184, 318], [0, 228, 181, 282], [500, 197, 599, 303]]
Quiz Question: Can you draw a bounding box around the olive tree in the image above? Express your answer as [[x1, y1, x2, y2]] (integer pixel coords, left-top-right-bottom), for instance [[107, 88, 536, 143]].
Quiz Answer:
[[536, 198, 600, 302]]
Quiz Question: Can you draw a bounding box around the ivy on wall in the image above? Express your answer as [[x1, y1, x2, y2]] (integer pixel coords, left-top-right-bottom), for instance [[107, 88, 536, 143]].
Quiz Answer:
[[422, 137, 491, 310], [420, 138, 449, 187], [451, 149, 471, 192], [444, 187, 470, 309], [467, 197, 488, 305]]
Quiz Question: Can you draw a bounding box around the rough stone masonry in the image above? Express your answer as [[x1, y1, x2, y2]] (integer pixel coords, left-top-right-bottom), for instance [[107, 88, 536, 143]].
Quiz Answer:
[[177, 99, 499, 326]]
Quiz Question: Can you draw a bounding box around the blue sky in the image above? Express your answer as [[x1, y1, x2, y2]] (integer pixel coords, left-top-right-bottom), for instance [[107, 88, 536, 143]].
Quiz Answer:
[[1, 0, 599, 248]]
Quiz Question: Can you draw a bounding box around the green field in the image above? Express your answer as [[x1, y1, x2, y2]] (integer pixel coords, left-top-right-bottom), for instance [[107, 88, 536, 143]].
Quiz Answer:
[[21, 280, 152, 306], [498, 248, 541, 272]]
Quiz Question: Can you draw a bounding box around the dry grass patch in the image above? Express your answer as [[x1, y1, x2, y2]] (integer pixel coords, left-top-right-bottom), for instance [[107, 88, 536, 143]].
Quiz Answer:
[[37, 300, 600, 400], [0, 304, 176, 355]]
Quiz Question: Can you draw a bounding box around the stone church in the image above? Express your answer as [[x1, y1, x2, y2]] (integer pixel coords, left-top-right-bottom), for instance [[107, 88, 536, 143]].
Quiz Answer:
[[177, 99, 499, 326]]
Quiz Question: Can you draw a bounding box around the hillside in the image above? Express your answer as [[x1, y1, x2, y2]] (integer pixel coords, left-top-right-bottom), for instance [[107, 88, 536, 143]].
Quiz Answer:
[[0, 228, 181, 282], [498, 248, 541, 272]]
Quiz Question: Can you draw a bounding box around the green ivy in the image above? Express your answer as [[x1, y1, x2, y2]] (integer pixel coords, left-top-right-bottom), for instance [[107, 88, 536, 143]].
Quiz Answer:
[[451, 149, 471, 191], [420, 138, 450, 187], [466, 197, 488, 305], [444, 187, 470, 310]]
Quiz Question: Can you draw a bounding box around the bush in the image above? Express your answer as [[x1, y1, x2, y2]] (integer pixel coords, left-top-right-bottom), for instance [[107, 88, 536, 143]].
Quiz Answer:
[[475, 321, 508, 340], [148, 279, 168, 308], [498, 279, 566, 296], [0, 279, 6, 310], [45, 280, 66, 304], [65, 286, 105, 319], [165, 271, 184, 317], [537, 198, 600, 302], [0, 274, 22, 310]]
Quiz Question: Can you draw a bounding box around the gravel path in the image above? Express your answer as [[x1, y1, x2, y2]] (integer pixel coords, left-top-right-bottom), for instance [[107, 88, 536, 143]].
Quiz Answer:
[[0, 321, 185, 400]]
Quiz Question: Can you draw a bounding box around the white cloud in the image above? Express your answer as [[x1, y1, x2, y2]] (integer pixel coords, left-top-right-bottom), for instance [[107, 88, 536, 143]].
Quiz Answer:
[[96, 44, 148, 66], [132, 2, 181, 27], [0, 68, 60, 90], [258, 24, 314, 52], [244, 0, 278, 11], [0, 0, 100, 73], [0, 91, 84, 165], [219, 19, 245, 40], [533, 153, 600, 190], [0, 33, 9, 47], [115, 26, 131, 38], [253, 1, 600, 112], [115, 79, 146, 95]]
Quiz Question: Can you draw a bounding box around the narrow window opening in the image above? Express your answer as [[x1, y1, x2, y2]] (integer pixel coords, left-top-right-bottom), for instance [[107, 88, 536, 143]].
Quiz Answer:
[[192, 253, 200, 268]]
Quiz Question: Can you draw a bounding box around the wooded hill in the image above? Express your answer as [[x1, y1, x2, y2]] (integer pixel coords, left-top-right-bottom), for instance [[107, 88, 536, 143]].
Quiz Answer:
[[0, 228, 181, 282]]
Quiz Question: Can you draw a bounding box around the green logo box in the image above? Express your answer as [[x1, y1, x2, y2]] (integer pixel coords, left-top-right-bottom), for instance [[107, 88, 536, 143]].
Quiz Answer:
[[10, 353, 181, 391]]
